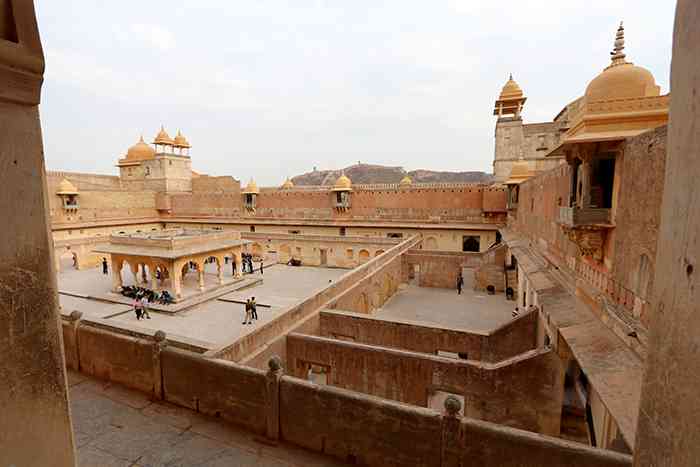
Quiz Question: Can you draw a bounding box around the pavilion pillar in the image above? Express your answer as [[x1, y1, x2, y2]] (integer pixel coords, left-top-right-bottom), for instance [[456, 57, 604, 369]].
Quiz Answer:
[[579, 160, 592, 208], [217, 259, 224, 285], [234, 250, 243, 278], [173, 267, 183, 299], [150, 264, 159, 291], [141, 263, 148, 284], [111, 257, 123, 292], [129, 261, 139, 285], [198, 268, 205, 291]]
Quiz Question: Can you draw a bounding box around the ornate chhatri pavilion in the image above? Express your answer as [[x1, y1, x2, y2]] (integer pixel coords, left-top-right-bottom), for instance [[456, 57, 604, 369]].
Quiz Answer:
[[95, 228, 249, 300]]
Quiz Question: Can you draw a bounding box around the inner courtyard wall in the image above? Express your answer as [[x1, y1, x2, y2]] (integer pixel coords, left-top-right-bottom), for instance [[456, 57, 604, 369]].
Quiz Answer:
[[317, 308, 538, 362], [285, 333, 564, 436]]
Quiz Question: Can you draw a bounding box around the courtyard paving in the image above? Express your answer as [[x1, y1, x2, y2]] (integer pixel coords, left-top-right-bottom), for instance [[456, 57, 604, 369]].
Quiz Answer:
[[57, 264, 348, 349], [375, 284, 515, 332], [68, 371, 347, 467]]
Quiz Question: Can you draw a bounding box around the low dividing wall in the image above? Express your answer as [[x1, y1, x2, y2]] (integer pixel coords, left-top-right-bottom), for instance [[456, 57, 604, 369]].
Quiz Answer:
[[161, 347, 267, 434], [280, 377, 443, 467], [406, 244, 505, 289], [318, 308, 537, 362], [207, 235, 421, 367], [286, 333, 563, 435], [60, 314, 631, 467]]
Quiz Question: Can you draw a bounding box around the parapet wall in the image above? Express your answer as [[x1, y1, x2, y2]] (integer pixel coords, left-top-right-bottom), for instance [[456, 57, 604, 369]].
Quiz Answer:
[[318, 308, 537, 363], [59, 313, 631, 467], [286, 333, 564, 436]]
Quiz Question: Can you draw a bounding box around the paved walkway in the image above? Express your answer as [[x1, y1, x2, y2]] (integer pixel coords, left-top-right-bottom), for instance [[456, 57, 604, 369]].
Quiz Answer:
[[376, 284, 515, 332], [69, 371, 347, 467]]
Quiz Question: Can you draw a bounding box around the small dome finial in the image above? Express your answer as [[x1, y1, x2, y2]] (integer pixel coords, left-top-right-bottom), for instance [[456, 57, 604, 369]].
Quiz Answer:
[[610, 21, 627, 65]]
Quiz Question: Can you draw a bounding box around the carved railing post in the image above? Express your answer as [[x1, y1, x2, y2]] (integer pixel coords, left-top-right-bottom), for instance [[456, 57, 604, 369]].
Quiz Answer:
[[152, 330, 167, 400], [441, 395, 463, 467], [265, 355, 284, 442], [66, 310, 83, 371]]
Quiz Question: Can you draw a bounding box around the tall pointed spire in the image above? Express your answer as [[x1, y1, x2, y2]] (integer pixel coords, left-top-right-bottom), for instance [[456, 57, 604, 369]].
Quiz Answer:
[[610, 21, 627, 65]]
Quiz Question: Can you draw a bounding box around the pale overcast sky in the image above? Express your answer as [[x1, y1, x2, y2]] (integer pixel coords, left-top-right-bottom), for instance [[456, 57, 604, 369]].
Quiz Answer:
[[36, 1, 674, 185]]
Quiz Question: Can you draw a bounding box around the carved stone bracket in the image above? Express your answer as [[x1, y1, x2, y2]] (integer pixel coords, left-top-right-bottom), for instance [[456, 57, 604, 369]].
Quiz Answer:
[[562, 225, 606, 261]]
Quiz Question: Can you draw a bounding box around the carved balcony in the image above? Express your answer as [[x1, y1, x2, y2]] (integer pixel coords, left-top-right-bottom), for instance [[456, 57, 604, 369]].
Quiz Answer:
[[558, 207, 613, 261]]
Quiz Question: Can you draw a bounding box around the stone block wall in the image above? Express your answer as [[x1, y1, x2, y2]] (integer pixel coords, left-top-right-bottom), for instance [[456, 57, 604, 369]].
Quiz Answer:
[[285, 333, 563, 435], [318, 308, 537, 362], [59, 313, 631, 467]]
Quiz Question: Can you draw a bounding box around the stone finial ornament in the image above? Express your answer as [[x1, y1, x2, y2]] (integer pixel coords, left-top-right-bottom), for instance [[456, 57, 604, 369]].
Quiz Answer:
[[610, 21, 627, 65], [268, 355, 283, 372], [68, 310, 83, 321], [444, 395, 462, 417], [154, 330, 167, 342]]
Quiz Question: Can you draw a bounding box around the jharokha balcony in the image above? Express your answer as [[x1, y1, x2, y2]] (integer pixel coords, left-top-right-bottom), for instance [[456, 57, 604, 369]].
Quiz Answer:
[[557, 206, 612, 228], [557, 207, 614, 261]]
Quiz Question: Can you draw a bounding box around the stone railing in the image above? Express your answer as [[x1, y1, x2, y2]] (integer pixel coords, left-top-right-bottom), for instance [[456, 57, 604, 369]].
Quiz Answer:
[[558, 206, 611, 227]]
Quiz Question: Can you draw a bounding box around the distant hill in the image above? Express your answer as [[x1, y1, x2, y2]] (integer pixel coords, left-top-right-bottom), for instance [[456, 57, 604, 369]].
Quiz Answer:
[[290, 164, 492, 186]]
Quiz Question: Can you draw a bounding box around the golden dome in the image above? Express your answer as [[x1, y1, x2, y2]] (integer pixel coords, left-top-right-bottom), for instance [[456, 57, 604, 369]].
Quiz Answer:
[[56, 178, 79, 195], [585, 22, 660, 102], [498, 74, 524, 101], [125, 135, 156, 161], [173, 130, 191, 148], [281, 178, 294, 189], [332, 173, 352, 191], [504, 161, 533, 185], [242, 179, 260, 194], [153, 125, 174, 146], [399, 175, 412, 187]]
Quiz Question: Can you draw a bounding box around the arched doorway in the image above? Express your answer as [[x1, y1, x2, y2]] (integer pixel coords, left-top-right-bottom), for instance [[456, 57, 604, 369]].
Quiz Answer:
[[359, 249, 370, 264], [279, 244, 291, 263], [462, 236, 480, 252], [424, 237, 438, 250]]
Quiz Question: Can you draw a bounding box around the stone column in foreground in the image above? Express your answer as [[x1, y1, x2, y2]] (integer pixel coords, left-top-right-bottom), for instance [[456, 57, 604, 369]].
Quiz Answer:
[[0, 0, 77, 464], [634, 2, 700, 465]]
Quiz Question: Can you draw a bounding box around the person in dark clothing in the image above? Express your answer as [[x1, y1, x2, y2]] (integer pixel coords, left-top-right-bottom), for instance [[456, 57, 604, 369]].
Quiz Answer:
[[259, 259, 264, 275], [250, 297, 258, 321], [102, 257, 108, 275], [457, 273, 464, 295], [242, 299, 252, 324], [231, 257, 237, 276]]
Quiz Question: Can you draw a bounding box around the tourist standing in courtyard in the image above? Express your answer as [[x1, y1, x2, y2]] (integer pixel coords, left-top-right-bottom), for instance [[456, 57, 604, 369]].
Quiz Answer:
[[259, 259, 264, 275], [133, 297, 143, 320], [102, 257, 108, 274], [242, 299, 252, 325], [250, 297, 258, 321], [457, 273, 464, 295], [141, 295, 151, 320]]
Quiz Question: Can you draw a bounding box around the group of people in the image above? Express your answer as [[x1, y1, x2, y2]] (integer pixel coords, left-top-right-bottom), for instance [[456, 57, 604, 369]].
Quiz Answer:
[[241, 253, 264, 274], [242, 297, 258, 325], [120, 285, 174, 305]]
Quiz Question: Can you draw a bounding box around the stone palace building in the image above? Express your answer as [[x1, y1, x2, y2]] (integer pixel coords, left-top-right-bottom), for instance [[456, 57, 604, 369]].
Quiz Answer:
[[1, 2, 699, 466]]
